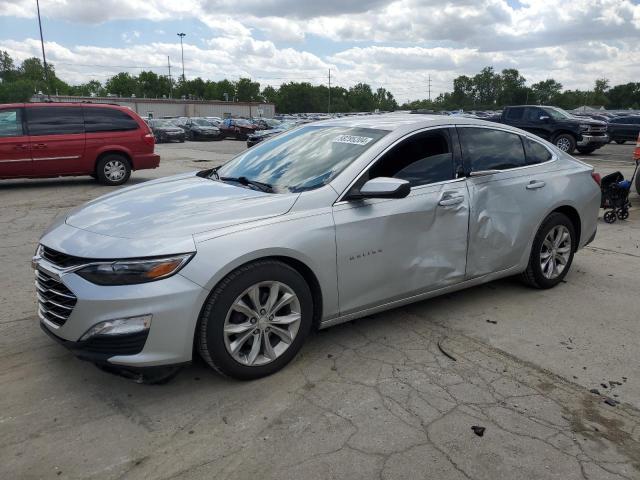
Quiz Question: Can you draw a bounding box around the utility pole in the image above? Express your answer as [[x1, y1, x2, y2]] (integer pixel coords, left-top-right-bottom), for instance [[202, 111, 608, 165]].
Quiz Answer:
[[36, 0, 51, 99], [167, 56, 172, 98], [328, 69, 331, 114], [428, 74, 432, 102], [177, 33, 186, 82]]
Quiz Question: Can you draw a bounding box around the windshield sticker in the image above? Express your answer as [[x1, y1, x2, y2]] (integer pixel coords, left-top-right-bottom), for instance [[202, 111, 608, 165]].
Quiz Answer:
[[333, 135, 374, 146]]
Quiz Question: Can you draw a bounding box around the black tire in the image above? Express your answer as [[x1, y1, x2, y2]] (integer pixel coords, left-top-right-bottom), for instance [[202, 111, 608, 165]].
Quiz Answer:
[[615, 139, 626, 145], [576, 147, 596, 154], [198, 260, 313, 380], [553, 133, 576, 154], [520, 212, 576, 289], [604, 210, 617, 223], [95, 154, 131, 186], [179, 138, 185, 143]]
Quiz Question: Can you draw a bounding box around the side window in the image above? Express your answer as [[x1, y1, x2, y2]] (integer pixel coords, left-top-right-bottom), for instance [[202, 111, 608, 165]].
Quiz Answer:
[[523, 137, 552, 165], [27, 107, 84, 136], [84, 107, 139, 132], [525, 108, 544, 122], [459, 127, 526, 171], [0, 108, 24, 137], [505, 107, 524, 121], [368, 129, 454, 187]]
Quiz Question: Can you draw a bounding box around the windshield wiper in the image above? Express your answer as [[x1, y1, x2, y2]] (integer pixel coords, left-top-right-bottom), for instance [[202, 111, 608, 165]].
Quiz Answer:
[[220, 176, 274, 193]]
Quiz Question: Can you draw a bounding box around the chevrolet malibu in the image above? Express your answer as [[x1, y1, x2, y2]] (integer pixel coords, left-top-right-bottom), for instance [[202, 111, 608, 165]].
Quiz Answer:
[[33, 115, 600, 382]]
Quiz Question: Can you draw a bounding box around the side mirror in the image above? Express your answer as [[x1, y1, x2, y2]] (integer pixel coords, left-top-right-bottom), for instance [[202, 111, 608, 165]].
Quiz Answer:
[[349, 177, 410, 200], [539, 115, 550, 122]]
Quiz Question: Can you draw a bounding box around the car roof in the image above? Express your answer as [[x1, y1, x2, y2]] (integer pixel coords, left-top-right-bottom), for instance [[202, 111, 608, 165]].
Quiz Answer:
[[310, 113, 505, 132]]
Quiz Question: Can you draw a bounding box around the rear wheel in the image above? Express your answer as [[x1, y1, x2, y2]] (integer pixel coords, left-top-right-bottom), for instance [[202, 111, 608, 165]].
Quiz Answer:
[[553, 134, 576, 154], [198, 260, 313, 380], [521, 212, 575, 289], [96, 154, 131, 186], [615, 139, 626, 145]]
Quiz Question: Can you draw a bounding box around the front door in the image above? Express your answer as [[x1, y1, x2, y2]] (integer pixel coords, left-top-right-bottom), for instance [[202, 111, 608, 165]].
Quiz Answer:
[[26, 106, 86, 175], [333, 128, 469, 315], [0, 107, 32, 178]]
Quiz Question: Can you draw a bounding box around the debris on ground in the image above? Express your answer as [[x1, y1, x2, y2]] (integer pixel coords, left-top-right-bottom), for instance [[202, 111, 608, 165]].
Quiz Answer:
[[437, 338, 457, 362], [471, 426, 486, 437], [486, 319, 497, 324], [604, 398, 619, 407], [589, 389, 601, 395]]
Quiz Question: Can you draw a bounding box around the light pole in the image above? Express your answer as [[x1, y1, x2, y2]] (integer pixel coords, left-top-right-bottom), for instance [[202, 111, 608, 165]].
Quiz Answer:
[[177, 33, 186, 82], [36, 0, 51, 98]]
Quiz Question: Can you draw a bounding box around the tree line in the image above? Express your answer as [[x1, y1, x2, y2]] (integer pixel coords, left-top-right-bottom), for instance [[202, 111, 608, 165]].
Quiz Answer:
[[1, 51, 639, 112], [401, 66, 640, 111]]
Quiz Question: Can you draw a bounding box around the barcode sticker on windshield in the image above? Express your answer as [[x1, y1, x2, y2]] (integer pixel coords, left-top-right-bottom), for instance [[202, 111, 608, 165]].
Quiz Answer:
[[333, 135, 373, 146]]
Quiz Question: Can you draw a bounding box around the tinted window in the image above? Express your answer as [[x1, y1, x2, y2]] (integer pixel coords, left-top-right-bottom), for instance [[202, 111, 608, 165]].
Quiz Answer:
[[523, 137, 552, 165], [0, 108, 24, 137], [83, 107, 139, 132], [368, 129, 453, 187], [459, 127, 526, 171], [524, 107, 544, 122], [505, 107, 524, 121], [27, 107, 84, 136]]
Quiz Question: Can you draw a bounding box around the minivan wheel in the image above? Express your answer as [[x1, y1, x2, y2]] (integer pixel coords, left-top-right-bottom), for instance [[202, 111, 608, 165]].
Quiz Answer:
[[615, 139, 626, 145], [521, 212, 575, 289], [554, 134, 576, 154], [96, 154, 131, 186], [198, 260, 313, 380]]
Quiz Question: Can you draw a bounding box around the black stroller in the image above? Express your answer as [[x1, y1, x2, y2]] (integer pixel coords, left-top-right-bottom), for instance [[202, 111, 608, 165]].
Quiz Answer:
[[600, 161, 639, 223]]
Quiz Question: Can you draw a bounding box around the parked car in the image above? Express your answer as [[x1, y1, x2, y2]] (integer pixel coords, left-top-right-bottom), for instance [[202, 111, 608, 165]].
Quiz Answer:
[[246, 121, 295, 147], [0, 102, 159, 185], [607, 116, 640, 144], [180, 118, 224, 141], [34, 115, 600, 382], [219, 118, 259, 140], [147, 119, 186, 143], [490, 105, 608, 154]]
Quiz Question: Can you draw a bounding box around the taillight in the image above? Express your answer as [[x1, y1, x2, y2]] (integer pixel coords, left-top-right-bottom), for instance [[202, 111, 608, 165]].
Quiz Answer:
[[142, 132, 155, 146], [591, 172, 601, 185]]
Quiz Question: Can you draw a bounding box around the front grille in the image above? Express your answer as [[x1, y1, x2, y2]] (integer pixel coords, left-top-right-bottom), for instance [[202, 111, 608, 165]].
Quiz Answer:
[[35, 269, 77, 327], [82, 331, 149, 356], [41, 246, 88, 269], [588, 127, 607, 134]]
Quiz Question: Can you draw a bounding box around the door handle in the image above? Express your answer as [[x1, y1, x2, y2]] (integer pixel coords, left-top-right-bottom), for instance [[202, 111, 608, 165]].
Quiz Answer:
[[438, 195, 465, 206], [33, 143, 47, 150], [526, 180, 546, 190], [13, 144, 29, 150]]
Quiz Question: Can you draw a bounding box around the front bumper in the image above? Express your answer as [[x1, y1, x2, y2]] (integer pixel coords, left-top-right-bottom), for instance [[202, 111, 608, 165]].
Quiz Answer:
[[34, 257, 208, 367], [578, 134, 609, 147]]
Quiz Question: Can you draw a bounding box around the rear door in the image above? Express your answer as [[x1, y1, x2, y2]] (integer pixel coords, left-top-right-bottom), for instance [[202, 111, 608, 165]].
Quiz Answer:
[[26, 106, 86, 175], [83, 106, 141, 158], [459, 126, 556, 278], [0, 106, 32, 178]]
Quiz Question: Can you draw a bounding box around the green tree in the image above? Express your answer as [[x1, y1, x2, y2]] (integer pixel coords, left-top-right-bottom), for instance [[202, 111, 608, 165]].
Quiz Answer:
[[235, 78, 261, 102], [105, 72, 138, 96], [531, 79, 563, 105]]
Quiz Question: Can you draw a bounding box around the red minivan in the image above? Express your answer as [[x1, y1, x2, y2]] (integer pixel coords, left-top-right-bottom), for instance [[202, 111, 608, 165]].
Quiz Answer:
[[0, 102, 160, 185]]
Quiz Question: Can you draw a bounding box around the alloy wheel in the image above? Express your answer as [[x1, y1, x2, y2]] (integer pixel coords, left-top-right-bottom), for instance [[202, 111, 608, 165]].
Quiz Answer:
[[223, 281, 301, 366], [556, 137, 571, 152], [104, 160, 126, 182], [540, 225, 571, 279]]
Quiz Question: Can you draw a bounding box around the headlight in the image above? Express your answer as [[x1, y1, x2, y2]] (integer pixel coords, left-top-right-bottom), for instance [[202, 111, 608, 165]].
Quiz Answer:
[[76, 253, 194, 286]]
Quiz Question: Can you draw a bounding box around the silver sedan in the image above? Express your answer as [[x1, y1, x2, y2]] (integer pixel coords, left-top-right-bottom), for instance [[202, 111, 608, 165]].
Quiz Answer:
[[33, 115, 600, 381]]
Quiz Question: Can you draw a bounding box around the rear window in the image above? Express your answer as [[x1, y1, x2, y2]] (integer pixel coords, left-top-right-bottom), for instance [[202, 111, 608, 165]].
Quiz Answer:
[[83, 107, 139, 132], [505, 107, 524, 121], [523, 137, 553, 165], [0, 108, 24, 137], [27, 107, 84, 136], [459, 127, 526, 171]]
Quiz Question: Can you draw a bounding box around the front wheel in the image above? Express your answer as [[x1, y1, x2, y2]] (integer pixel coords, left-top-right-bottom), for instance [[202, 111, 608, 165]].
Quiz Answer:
[[553, 134, 576, 154], [576, 147, 596, 154], [198, 260, 313, 380], [521, 212, 575, 289], [96, 154, 131, 186]]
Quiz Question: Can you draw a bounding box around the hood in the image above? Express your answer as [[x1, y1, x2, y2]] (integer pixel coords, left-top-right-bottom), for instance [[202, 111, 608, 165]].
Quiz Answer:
[[157, 126, 183, 133], [571, 117, 607, 127], [65, 173, 299, 239]]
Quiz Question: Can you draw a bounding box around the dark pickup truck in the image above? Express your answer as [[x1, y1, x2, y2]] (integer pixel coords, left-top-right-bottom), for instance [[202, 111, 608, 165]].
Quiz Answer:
[[489, 105, 609, 154]]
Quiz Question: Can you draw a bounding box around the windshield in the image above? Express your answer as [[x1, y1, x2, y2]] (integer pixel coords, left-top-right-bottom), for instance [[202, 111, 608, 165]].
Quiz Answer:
[[193, 118, 213, 126], [545, 107, 574, 120], [216, 126, 388, 192]]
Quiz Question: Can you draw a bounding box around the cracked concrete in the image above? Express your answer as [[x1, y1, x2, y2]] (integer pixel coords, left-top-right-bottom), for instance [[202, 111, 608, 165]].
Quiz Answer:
[[1, 142, 639, 479]]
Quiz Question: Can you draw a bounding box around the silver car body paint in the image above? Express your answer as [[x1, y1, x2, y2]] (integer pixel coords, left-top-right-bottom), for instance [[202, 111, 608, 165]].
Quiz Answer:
[[35, 114, 601, 367]]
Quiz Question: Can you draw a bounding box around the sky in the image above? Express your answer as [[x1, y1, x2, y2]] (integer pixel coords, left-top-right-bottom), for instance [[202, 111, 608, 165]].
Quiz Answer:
[[0, 0, 639, 102]]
